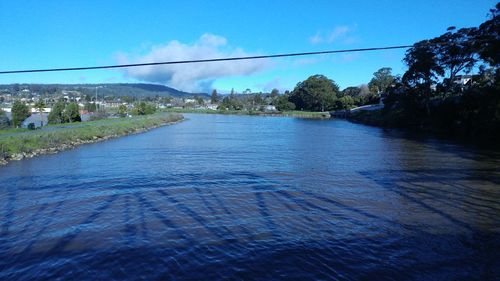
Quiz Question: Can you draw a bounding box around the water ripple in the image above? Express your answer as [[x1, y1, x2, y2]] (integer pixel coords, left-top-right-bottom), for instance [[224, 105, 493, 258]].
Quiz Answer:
[[0, 114, 499, 280]]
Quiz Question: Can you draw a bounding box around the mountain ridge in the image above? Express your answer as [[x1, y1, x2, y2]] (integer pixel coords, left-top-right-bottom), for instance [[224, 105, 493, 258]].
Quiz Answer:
[[0, 83, 208, 98]]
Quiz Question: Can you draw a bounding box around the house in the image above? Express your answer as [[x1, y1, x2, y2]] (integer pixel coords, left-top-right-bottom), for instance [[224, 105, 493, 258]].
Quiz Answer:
[[264, 105, 277, 112], [452, 75, 473, 86], [104, 101, 123, 108], [30, 107, 52, 113], [205, 104, 218, 110], [22, 113, 48, 128]]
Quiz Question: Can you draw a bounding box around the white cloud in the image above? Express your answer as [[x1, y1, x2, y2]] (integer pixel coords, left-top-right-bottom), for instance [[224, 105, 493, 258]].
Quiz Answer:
[[327, 26, 350, 42], [309, 25, 355, 45], [309, 32, 323, 44], [116, 33, 270, 92], [199, 33, 227, 47]]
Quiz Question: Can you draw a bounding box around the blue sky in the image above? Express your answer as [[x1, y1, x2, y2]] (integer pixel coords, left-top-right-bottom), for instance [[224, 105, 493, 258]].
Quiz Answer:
[[0, 0, 497, 93]]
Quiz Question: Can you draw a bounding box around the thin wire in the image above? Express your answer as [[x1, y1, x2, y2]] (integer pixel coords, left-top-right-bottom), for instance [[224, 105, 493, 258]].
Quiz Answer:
[[0, 38, 490, 75], [0, 45, 413, 75]]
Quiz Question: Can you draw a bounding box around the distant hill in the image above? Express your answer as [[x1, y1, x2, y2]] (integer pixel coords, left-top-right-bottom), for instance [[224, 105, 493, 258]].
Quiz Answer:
[[0, 83, 208, 98]]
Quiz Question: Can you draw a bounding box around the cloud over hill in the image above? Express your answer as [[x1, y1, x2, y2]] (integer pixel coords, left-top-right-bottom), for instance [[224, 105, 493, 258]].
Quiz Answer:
[[117, 34, 270, 92]]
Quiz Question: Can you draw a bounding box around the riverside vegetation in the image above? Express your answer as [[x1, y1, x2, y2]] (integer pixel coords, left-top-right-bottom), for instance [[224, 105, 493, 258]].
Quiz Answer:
[[347, 4, 500, 139], [0, 113, 183, 165]]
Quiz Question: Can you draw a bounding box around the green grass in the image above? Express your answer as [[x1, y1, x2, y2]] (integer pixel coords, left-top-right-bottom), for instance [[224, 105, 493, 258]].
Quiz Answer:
[[279, 110, 331, 118], [0, 113, 183, 158], [0, 127, 29, 135]]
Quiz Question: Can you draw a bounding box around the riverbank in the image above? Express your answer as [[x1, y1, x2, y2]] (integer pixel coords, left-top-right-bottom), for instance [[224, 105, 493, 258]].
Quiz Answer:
[[347, 110, 385, 126], [348, 109, 500, 144], [0, 113, 183, 165], [163, 108, 331, 118]]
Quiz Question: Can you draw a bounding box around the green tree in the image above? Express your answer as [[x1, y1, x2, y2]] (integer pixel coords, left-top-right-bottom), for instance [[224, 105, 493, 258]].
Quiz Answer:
[[84, 102, 97, 112], [289, 75, 340, 111], [0, 109, 10, 129], [368, 67, 395, 95], [342, 86, 361, 97], [272, 94, 296, 111], [270, 88, 280, 98], [433, 27, 477, 85], [210, 89, 219, 104], [117, 104, 127, 117], [133, 102, 146, 115], [374, 3, 500, 139], [34, 100, 45, 127], [65, 103, 81, 123], [161, 96, 173, 104], [403, 40, 444, 88], [11, 100, 31, 128], [336, 96, 355, 110], [132, 102, 156, 115], [253, 93, 264, 106], [144, 103, 156, 114], [403, 41, 444, 116], [194, 96, 204, 105], [474, 3, 499, 66], [48, 101, 66, 124], [220, 94, 243, 110]]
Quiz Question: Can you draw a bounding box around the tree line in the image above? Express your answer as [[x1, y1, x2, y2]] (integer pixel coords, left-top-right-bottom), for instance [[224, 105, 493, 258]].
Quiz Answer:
[[379, 3, 499, 137], [208, 69, 390, 112], [0, 99, 159, 129]]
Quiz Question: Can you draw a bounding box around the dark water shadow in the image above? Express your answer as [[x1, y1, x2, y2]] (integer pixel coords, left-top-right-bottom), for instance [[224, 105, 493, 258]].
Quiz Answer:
[[133, 192, 197, 245], [359, 168, 500, 232], [48, 194, 119, 254], [156, 189, 235, 243]]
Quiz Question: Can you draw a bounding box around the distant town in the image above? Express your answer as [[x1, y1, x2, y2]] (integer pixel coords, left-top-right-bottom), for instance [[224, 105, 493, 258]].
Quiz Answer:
[[0, 83, 285, 129]]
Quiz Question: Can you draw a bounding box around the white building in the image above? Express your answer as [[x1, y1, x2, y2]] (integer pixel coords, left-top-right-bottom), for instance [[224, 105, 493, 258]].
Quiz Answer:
[[205, 104, 218, 110], [31, 107, 52, 113], [453, 75, 473, 85], [264, 105, 277, 112]]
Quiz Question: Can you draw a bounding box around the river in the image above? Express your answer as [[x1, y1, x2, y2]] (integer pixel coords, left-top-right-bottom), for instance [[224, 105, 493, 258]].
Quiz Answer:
[[0, 113, 499, 280]]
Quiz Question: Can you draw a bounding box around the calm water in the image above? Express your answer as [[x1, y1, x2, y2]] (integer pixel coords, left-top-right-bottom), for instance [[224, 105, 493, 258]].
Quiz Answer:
[[0, 114, 499, 280]]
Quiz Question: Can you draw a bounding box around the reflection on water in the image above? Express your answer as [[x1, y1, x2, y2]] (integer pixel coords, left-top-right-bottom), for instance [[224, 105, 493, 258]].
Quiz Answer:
[[0, 114, 499, 280]]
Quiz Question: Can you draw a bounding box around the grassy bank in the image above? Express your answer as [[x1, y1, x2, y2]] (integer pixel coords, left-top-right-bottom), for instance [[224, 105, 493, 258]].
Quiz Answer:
[[348, 108, 500, 144], [163, 108, 330, 118], [348, 109, 430, 129], [0, 113, 183, 164], [347, 110, 385, 126], [279, 110, 331, 118]]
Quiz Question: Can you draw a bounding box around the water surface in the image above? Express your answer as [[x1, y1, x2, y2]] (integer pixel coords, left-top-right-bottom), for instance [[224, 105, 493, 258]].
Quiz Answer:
[[1, 114, 499, 280]]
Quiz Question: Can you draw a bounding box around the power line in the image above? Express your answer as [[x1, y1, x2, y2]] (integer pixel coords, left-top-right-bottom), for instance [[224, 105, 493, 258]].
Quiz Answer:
[[0, 38, 491, 75], [0, 45, 413, 75]]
